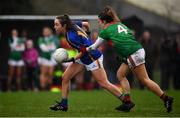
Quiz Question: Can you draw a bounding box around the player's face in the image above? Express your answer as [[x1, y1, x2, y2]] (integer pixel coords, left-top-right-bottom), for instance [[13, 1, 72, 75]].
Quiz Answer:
[[54, 19, 64, 34], [43, 27, 52, 37], [12, 29, 18, 37]]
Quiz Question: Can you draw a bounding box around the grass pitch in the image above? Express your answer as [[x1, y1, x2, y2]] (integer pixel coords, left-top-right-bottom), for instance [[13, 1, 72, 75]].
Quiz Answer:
[[0, 90, 179, 117]]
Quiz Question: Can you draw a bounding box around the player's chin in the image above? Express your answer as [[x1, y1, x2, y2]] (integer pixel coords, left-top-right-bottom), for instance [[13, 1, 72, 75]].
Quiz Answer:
[[56, 30, 63, 35]]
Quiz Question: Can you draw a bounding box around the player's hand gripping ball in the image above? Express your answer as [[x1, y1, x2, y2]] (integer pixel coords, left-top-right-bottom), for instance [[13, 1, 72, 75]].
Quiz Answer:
[[53, 48, 69, 63]]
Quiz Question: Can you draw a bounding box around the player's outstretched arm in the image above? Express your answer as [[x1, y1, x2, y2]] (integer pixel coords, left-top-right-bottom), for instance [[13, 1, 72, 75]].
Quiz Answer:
[[87, 37, 105, 51]]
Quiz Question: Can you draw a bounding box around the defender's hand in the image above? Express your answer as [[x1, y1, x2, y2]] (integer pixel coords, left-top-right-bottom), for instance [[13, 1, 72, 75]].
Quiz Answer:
[[63, 58, 75, 63]]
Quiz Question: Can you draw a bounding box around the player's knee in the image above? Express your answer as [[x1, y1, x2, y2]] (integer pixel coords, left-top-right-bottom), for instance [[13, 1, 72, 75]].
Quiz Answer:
[[140, 78, 150, 86], [117, 72, 126, 81]]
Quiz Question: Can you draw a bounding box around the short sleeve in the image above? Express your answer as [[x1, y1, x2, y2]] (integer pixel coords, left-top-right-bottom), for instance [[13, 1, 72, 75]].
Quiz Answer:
[[99, 29, 109, 40]]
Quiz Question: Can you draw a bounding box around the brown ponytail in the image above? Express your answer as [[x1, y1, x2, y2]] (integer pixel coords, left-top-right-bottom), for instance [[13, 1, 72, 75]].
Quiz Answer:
[[98, 6, 120, 23], [56, 14, 74, 31]]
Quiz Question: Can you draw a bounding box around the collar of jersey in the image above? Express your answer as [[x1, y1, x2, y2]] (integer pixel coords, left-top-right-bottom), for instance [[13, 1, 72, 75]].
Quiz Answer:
[[66, 32, 78, 49], [103, 22, 118, 29]]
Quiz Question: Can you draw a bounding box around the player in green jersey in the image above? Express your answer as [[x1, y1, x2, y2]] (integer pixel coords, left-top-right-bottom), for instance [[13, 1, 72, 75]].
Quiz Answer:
[[38, 27, 59, 90], [8, 29, 25, 91], [87, 6, 173, 112]]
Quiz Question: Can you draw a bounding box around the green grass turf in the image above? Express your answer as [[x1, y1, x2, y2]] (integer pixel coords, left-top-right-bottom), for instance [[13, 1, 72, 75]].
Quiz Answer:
[[0, 90, 179, 117]]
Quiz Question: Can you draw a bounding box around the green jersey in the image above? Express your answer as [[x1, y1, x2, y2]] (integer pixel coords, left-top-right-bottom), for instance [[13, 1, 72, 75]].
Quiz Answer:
[[38, 36, 59, 60], [99, 22, 142, 58], [9, 37, 25, 60]]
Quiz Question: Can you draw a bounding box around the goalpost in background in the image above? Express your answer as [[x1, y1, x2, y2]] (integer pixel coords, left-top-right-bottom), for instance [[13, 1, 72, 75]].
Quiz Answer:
[[0, 15, 100, 81], [0, 15, 100, 33]]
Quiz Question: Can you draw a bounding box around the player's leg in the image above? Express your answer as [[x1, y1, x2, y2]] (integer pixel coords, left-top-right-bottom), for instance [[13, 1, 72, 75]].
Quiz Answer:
[[7, 65, 15, 91], [134, 64, 163, 96], [50, 62, 84, 111], [74, 70, 84, 90], [133, 64, 173, 112], [91, 64, 134, 112], [89, 55, 134, 111], [87, 55, 122, 97], [115, 63, 135, 112], [128, 48, 173, 112], [91, 68, 122, 97], [16, 66, 23, 90], [26, 67, 34, 90], [61, 63, 84, 98], [117, 63, 131, 95], [39, 58, 49, 90], [47, 65, 54, 89], [39, 65, 47, 90], [47, 59, 57, 89]]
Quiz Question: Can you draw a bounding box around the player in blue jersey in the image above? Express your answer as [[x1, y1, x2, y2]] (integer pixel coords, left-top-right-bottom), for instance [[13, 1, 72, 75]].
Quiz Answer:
[[50, 14, 126, 111]]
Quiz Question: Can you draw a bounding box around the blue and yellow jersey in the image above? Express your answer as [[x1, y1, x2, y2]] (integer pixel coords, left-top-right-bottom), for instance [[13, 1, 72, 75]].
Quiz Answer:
[[66, 22, 101, 65]]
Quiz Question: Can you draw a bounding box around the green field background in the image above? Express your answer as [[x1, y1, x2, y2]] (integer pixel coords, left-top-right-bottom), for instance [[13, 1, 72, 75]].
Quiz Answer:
[[0, 90, 179, 117]]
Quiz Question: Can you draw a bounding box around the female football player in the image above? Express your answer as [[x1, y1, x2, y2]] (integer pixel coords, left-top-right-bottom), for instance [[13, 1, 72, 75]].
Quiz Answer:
[[50, 15, 125, 111], [7, 29, 25, 91], [38, 27, 58, 90], [87, 6, 173, 112]]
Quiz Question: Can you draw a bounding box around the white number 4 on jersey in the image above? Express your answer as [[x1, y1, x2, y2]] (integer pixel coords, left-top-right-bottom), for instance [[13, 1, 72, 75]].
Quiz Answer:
[[117, 25, 128, 34]]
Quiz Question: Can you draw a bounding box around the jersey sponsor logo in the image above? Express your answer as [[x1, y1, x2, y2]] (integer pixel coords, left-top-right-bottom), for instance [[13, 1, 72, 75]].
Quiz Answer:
[[76, 25, 88, 39], [77, 31, 88, 39], [134, 55, 145, 64]]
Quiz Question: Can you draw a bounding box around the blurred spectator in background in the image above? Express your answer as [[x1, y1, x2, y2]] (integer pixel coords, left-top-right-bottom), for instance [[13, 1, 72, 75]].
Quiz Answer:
[[23, 39, 39, 91], [20, 29, 29, 89], [38, 27, 59, 90], [7, 29, 25, 91], [159, 34, 173, 90], [140, 30, 158, 89], [0, 31, 2, 91], [172, 33, 180, 89]]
